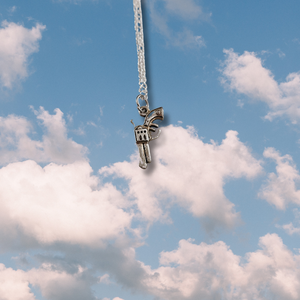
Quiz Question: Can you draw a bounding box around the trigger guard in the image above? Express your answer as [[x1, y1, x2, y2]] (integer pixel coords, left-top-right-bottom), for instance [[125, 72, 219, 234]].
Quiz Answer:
[[149, 128, 161, 141]]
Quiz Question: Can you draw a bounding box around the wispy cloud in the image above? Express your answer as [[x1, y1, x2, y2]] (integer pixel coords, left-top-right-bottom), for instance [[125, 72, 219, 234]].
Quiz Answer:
[[276, 48, 286, 58], [162, 0, 210, 20], [52, 0, 97, 4], [277, 208, 300, 235], [148, 0, 210, 48], [8, 6, 17, 14]]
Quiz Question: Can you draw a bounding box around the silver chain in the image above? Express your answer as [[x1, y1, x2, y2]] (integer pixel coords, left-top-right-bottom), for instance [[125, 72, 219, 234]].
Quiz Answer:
[[131, 0, 164, 169], [133, 0, 148, 101]]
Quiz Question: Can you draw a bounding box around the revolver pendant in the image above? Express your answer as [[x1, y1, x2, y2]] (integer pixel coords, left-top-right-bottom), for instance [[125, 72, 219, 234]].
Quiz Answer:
[[132, 95, 164, 169]]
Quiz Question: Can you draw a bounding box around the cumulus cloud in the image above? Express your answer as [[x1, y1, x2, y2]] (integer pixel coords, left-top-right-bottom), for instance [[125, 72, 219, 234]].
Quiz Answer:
[[29, 264, 96, 300], [3, 232, 300, 300], [148, 0, 209, 48], [221, 48, 300, 123], [0, 159, 132, 248], [0, 107, 288, 299], [2, 233, 300, 300], [34, 243, 149, 294], [0, 263, 96, 300], [0, 108, 297, 299], [0, 107, 134, 249], [0, 107, 87, 165], [0, 264, 35, 300], [134, 233, 300, 300], [258, 147, 300, 209], [0, 21, 45, 89], [34, 107, 88, 163], [100, 125, 262, 231]]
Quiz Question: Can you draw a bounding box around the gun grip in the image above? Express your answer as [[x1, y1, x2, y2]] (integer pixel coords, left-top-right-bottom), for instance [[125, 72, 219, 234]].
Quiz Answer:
[[143, 107, 164, 127]]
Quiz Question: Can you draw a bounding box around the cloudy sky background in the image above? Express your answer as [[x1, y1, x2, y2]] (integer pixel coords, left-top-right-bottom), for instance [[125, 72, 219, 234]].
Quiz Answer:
[[0, 0, 300, 299]]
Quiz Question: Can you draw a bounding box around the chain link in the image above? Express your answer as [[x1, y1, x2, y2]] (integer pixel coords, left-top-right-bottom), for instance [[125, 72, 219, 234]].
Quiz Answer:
[[133, 0, 148, 101]]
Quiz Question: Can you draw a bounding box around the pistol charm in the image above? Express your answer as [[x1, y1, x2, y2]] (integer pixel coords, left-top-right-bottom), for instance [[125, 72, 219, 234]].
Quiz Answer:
[[134, 125, 152, 169], [132, 95, 164, 169]]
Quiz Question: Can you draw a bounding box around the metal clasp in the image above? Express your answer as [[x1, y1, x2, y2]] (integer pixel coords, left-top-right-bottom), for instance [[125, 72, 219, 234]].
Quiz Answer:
[[136, 94, 150, 117]]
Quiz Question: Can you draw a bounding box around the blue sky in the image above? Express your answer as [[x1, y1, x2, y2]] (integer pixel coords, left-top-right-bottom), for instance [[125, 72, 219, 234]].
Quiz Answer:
[[0, 0, 300, 299]]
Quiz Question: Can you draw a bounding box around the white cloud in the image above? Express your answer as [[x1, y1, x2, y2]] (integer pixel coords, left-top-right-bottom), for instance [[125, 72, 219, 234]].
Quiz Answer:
[[149, 0, 209, 48], [99, 273, 111, 284], [139, 233, 300, 300], [162, 0, 209, 20], [0, 21, 45, 89], [53, 0, 98, 4], [8, 6, 17, 14], [0, 112, 296, 299], [0, 106, 288, 299], [100, 125, 262, 231], [28, 264, 96, 300], [276, 48, 286, 58], [258, 147, 300, 209], [0, 107, 87, 165], [277, 208, 300, 235], [172, 29, 205, 49], [237, 99, 244, 108], [2, 233, 300, 300], [221, 48, 300, 123], [0, 263, 96, 300], [281, 223, 300, 235], [34, 107, 88, 163], [0, 159, 132, 248], [0, 264, 35, 300]]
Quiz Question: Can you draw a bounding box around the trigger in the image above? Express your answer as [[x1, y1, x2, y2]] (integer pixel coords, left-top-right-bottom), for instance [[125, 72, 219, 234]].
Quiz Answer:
[[149, 123, 159, 132]]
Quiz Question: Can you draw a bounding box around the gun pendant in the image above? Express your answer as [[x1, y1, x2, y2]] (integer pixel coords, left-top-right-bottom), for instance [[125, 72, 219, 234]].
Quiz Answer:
[[132, 95, 164, 169]]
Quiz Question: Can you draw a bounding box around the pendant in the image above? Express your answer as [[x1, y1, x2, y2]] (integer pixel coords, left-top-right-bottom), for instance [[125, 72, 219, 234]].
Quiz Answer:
[[131, 95, 164, 169]]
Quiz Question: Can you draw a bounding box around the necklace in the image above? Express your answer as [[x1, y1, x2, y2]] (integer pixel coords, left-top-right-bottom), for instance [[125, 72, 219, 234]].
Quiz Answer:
[[131, 0, 164, 169]]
